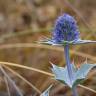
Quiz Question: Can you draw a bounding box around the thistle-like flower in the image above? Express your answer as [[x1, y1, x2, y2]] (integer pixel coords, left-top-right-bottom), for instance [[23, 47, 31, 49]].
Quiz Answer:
[[52, 13, 80, 43], [40, 13, 96, 45]]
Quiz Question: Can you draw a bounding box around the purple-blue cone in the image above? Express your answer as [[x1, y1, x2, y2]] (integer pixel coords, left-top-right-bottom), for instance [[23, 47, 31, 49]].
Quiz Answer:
[[52, 13, 80, 43]]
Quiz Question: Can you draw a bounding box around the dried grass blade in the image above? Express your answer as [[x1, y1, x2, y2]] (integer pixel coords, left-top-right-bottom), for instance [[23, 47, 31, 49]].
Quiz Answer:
[[0, 66, 23, 96], [3, 65, 41, 94]]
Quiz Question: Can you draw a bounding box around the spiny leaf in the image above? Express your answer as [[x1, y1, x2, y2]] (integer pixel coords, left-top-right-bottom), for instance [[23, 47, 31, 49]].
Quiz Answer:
[[38, 39, 96, 46], [73, 64, 96, 88], [72, 39, 96, 45], [75, 64, 96, 79], [51, 63, 96, 88], [51, 64, 73, 87]]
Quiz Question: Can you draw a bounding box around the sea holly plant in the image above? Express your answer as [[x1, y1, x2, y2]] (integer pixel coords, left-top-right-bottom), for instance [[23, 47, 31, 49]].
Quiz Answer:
[[39, 13, 96, 96]]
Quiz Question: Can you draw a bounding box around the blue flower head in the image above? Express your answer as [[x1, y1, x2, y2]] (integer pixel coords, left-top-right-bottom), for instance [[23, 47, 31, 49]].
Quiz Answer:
[[52, 13, 80, 43]]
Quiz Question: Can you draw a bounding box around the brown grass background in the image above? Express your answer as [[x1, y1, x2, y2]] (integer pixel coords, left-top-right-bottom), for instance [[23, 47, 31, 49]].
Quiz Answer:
[[0, 0, 96, 96]]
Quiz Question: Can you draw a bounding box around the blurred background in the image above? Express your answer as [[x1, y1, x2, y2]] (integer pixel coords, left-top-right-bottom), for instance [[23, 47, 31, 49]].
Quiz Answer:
[[0, 0, 96, 96]]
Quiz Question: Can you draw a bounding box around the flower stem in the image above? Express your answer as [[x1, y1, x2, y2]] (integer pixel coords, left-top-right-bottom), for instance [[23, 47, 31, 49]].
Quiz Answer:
[[64, 44, 78, 96], [72, 87, 78, 96]]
